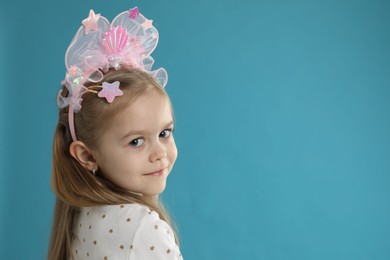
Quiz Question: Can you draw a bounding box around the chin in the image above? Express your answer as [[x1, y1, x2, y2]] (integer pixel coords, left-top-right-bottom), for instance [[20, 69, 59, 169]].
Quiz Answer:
[[144, 183, 167, 196]]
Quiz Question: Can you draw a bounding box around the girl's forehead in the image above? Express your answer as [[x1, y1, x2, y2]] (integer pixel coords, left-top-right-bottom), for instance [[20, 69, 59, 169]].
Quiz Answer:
[[127, 92, 170, 117], [108, 93, 173, 135]]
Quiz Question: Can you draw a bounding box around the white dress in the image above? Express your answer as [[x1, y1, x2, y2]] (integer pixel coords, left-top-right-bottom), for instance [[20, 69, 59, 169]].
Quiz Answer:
[[71, 203, 183, 260]]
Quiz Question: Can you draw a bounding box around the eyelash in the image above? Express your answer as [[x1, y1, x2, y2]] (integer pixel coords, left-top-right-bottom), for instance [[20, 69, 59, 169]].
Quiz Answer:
[[159, 128, 174, 138], [128, 128, 174, 148]]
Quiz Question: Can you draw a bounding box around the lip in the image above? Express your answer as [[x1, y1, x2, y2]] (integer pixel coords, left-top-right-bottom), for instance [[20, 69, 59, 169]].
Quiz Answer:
[[144, 167, 167, 176]]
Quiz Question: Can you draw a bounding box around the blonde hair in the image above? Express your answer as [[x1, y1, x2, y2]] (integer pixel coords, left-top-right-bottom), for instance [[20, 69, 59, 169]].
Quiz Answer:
[[48, 68, 177, 260]]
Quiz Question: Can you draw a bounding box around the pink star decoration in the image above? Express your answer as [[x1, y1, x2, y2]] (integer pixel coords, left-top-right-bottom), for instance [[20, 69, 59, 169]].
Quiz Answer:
[[68, 65, 79, 76], [142, 19, 153, 30], [129, 7, 140, 19], [98, 81, 123, 103], [82, 10, 101, 35]]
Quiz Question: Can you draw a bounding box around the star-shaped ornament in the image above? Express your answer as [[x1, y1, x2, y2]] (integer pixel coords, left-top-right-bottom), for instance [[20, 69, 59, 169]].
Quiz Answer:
[[82, 9, 100, 34], [98, 81, 123, 103], [142, 19, 153, 30], [129, 7, 140, 19], [68, 65, 79, 76]]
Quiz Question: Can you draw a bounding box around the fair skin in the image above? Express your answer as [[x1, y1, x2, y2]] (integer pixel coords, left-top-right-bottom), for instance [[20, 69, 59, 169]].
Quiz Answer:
[[70, 90, 178, 196]]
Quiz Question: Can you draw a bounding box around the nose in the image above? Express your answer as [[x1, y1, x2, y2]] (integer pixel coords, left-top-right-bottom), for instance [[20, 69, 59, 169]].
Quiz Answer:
[[149, 140, 167, 162]]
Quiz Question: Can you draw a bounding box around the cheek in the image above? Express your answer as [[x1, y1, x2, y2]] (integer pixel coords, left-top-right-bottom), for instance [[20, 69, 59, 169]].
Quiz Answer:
[[97, 149, 135, 177], [101, 156, 140, 184], [168, 140, 178, 164]]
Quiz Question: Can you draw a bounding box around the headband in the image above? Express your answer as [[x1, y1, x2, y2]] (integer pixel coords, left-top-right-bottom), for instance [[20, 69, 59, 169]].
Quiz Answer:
[[57, 7, 168, 141]]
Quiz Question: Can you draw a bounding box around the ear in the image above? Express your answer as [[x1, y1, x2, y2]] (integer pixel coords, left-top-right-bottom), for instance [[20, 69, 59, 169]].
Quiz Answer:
[[69, 141, 98, 171]]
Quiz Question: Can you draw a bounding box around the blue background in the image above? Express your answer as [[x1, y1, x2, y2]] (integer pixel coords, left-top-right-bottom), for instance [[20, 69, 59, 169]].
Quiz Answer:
[[1, 0, 389, 259]]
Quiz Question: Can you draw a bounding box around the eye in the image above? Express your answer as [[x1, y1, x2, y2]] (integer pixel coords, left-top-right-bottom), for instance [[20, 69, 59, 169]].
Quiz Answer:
[[129, 138, 144, 147], [159, 129, 172, 139]]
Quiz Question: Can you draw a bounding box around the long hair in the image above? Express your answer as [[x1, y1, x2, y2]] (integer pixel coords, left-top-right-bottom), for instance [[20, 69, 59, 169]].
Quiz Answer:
[[48, 68, 177, 260]]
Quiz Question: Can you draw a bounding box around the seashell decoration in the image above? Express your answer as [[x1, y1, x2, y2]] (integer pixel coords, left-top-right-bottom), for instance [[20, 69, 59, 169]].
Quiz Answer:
[[101, 26, 130, 55]]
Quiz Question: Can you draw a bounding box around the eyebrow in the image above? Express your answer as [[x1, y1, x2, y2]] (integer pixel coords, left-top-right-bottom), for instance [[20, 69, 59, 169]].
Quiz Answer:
[[120, 120, 175, 140]]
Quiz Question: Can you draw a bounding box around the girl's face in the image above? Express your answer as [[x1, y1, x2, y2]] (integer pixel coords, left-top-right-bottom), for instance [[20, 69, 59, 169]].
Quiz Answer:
[[92, 90, 177, 196]]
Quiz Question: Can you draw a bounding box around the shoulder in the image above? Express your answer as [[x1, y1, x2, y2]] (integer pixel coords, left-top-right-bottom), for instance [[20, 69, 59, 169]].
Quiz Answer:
[[84, 202, 152, 218], [128, 207, 183, 260], [74, 203, 181, 259], [77, 203, 152, 236]]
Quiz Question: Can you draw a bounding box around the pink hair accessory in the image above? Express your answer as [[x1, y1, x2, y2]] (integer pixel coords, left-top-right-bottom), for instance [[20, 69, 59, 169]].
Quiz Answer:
[[82, 10, 100, 35], [142, 19, 154, 30], [129, 7, 140, 19], [98, 81, 123, 103], [57, 7, 168, 141]]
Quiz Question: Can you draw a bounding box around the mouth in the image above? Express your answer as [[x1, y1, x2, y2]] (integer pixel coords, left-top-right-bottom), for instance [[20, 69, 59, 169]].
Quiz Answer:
[[144, 167, 168, 176]]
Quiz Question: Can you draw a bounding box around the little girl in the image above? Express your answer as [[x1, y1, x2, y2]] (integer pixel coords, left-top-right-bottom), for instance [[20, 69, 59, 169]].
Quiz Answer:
[[48, 7, 183, 260]]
